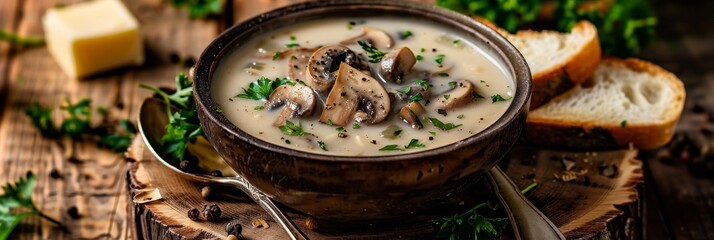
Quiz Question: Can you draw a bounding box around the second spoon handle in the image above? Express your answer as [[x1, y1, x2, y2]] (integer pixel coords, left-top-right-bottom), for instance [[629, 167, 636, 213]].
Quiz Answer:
[[218, 177, 309, 240], [488, 166, 565, 240]]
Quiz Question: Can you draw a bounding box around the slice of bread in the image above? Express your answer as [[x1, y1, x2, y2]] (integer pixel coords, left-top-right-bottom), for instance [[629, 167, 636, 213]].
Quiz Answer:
[[523, 58, 685, 150], [479, 19, 601, 109]]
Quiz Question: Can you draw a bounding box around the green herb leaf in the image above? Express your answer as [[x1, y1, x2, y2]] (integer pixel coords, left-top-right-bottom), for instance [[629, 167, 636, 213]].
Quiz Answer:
[[0, 29, 44, 48], [318, 141, 327, 151], [416, 55, 424, 61], [24, 103, 60, 138], [169, 0, 222, 18], [435, 54, 445, 65], [289, 36, 297, 41], [429, 131, 437, 136], [448, 81, 457, 88], [285, 43, 300, 48], [352, 123, 361, 129], [620, 120, 627, 128], [396, 86, 412, 95], [405, 139, 425, 149], [457, 114, 464, 119], [236, 77, 293, 101], [379, 144, 403, 151], [438, 73, 449, 77], [254, 105, 264, 110], [472, 91, 485, 100], [326, 119, 334, 126], [490, 94, 512, 103], [452, 39, 461, 44], [272, 51, 282, 60], [429, 117, 462, 131], [415, 79, 430, 90], [0, 172, 62, 239], [401, 30, 413, 39], [358, 40, 387, 63], [409, 92, 424, 102], [443, 95, 450, 100], [279, 120, 311, 136], [336, 127, 345, 132]]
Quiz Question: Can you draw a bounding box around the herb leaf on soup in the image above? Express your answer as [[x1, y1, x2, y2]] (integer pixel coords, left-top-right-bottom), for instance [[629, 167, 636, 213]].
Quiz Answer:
[[490, 94, 512, 103], [379, 144, 403, 151], [358, 40, 386, 63], [405, 139, 425, 149], [278, 120, 311, 136], [429, 117, 462, 131], [236, 77, 294, 101]]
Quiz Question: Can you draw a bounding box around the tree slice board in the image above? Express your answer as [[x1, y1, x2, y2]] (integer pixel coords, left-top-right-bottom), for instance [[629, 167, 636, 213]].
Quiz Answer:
[[126, 137, 642, 240]]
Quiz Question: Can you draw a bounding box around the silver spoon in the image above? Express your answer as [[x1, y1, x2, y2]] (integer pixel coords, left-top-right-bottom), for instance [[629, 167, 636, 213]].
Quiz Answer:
[[488, 166, 566, 240], [137, 98, 308, 240]]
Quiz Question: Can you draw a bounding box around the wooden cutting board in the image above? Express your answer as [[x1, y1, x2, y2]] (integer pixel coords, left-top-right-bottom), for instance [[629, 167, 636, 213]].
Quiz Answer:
[[125, 137, 643, 240]]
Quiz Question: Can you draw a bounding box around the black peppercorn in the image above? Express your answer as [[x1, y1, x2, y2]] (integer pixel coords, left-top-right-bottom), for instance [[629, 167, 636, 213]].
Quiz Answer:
[[203, 204, 222, 221], [188, 208, 200, 221], [179, 155, 199, 173], [210, 170, 223, 177], [225, 220, 243, 236], [67, 206, 80, 219], [49, 169, 61, 179]]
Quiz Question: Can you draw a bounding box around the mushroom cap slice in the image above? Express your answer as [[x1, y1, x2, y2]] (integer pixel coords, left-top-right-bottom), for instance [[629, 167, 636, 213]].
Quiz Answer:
[[287, 48, 315, 84], [379, 47, 416, 84], [434, 80, 475, 110], [340, 26, 393, 49], [399, 101, 426, 129], [265, 84, 317, 126], [320, 62, 391, 126], [307, 45, 368, 92]]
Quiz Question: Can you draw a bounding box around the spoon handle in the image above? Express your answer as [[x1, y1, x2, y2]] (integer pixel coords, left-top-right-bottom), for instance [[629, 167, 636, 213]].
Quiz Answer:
[[487, 166, 566, 240], [217, 177, 309, 240]]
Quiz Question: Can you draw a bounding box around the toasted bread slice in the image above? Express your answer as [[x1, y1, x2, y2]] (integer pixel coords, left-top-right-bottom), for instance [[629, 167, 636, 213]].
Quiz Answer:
[[523, 58, 685, 149], [479, 19, 601, 109]]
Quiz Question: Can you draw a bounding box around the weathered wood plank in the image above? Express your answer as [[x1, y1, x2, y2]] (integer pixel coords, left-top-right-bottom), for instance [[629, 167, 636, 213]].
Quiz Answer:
[[0, 0, 220, 239]]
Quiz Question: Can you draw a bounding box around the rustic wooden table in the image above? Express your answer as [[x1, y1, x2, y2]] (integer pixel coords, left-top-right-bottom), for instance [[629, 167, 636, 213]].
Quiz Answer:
[[0, 0, 712, 239]]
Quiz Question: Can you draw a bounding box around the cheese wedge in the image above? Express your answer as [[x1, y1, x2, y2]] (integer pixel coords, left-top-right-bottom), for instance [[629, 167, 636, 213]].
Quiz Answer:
[[42, 0, 144, 78]]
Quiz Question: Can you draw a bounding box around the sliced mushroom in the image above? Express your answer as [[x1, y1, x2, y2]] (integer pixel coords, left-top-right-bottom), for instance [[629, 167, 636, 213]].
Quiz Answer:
[[306, 45, 368, 92], [434, 80, 475, 110], [379, 47, 416, 84], [340, 26, 393, 49], [319, 62, 391, 126], [287, 48, 315, 84], [399, 101, 426, 129], [265, 84, 317, 126]]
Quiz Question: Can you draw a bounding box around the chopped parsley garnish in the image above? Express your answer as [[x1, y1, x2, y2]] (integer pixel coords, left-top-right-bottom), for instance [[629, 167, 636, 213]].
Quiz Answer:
[[480, 80, 486, 83], [457, 114, 465, 119], [405, 139, 426, 149], [278, 120, 311, 136], [472, 91, 485, 99], [409, 92, 424, 102], [215, 108, 222, 113], [254, 105, 264, 110], [453, 39, 461, 44], [236, 77, 293, 100], [443, 95, 450, 100], [396, 86, 412, 95], [438, 73, 449, 77], [326, 119, 334, 126], [435, 54, 445, 64], [429, 131, 437, 136], [401, 30, 413, 39], [352, 123, 361, 129], [491, 94, 512, 103], [289, 36, 296, 41], [347, 25, 353, 30], [416, 55, 424, 61], [421, 48, 426, 53], [429, 117, 462, 131], [318, 141, 327, 151], [379, 144, 403, 151], [620, 120, 627, 128], [336, 127, 345, 132], [448, 81, 457, 88], [357, 40, 386, 63], [285, 43, 300, 48], [415, 79, 430, 90], [272, 51, 282, 60]]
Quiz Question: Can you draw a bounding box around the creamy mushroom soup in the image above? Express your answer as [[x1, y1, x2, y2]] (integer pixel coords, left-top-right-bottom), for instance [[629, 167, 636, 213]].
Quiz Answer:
[[212, 17, 514, 156]]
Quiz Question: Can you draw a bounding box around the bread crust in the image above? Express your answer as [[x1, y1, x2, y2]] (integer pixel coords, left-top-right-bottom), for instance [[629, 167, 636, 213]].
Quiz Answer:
[[524, 58, 686, 150]]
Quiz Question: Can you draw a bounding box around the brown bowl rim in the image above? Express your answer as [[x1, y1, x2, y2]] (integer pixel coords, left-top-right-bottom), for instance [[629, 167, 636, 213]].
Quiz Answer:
[[193, 0, 531, 163]]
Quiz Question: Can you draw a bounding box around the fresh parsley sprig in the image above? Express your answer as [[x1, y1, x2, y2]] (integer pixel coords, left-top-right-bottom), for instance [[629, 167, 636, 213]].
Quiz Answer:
[[169, 0, 222, 18], [236, 77, 294, 101], [279, 120, 311, 136], [0, 172, 63, 239], [0, 29, 44, 48], [358, 40, 386, 63], [429, 117, 462, 131], [140, 73, 202, 161]]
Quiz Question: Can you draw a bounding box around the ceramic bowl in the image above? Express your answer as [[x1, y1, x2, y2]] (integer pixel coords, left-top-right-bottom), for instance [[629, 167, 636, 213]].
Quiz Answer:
[[193, 0, 531, 222]]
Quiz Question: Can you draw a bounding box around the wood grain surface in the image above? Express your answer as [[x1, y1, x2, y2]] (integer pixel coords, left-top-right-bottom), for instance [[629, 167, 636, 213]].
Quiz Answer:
[[127, 127, 643, 240]]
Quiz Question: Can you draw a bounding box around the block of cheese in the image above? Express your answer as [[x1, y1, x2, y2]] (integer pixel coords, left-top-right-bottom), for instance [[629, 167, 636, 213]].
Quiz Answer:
[[42, 0, 144, 78]]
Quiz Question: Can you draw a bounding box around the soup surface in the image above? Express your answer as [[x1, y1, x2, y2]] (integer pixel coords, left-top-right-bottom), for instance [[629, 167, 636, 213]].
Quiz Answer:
[[212, 17, 514, 156]]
